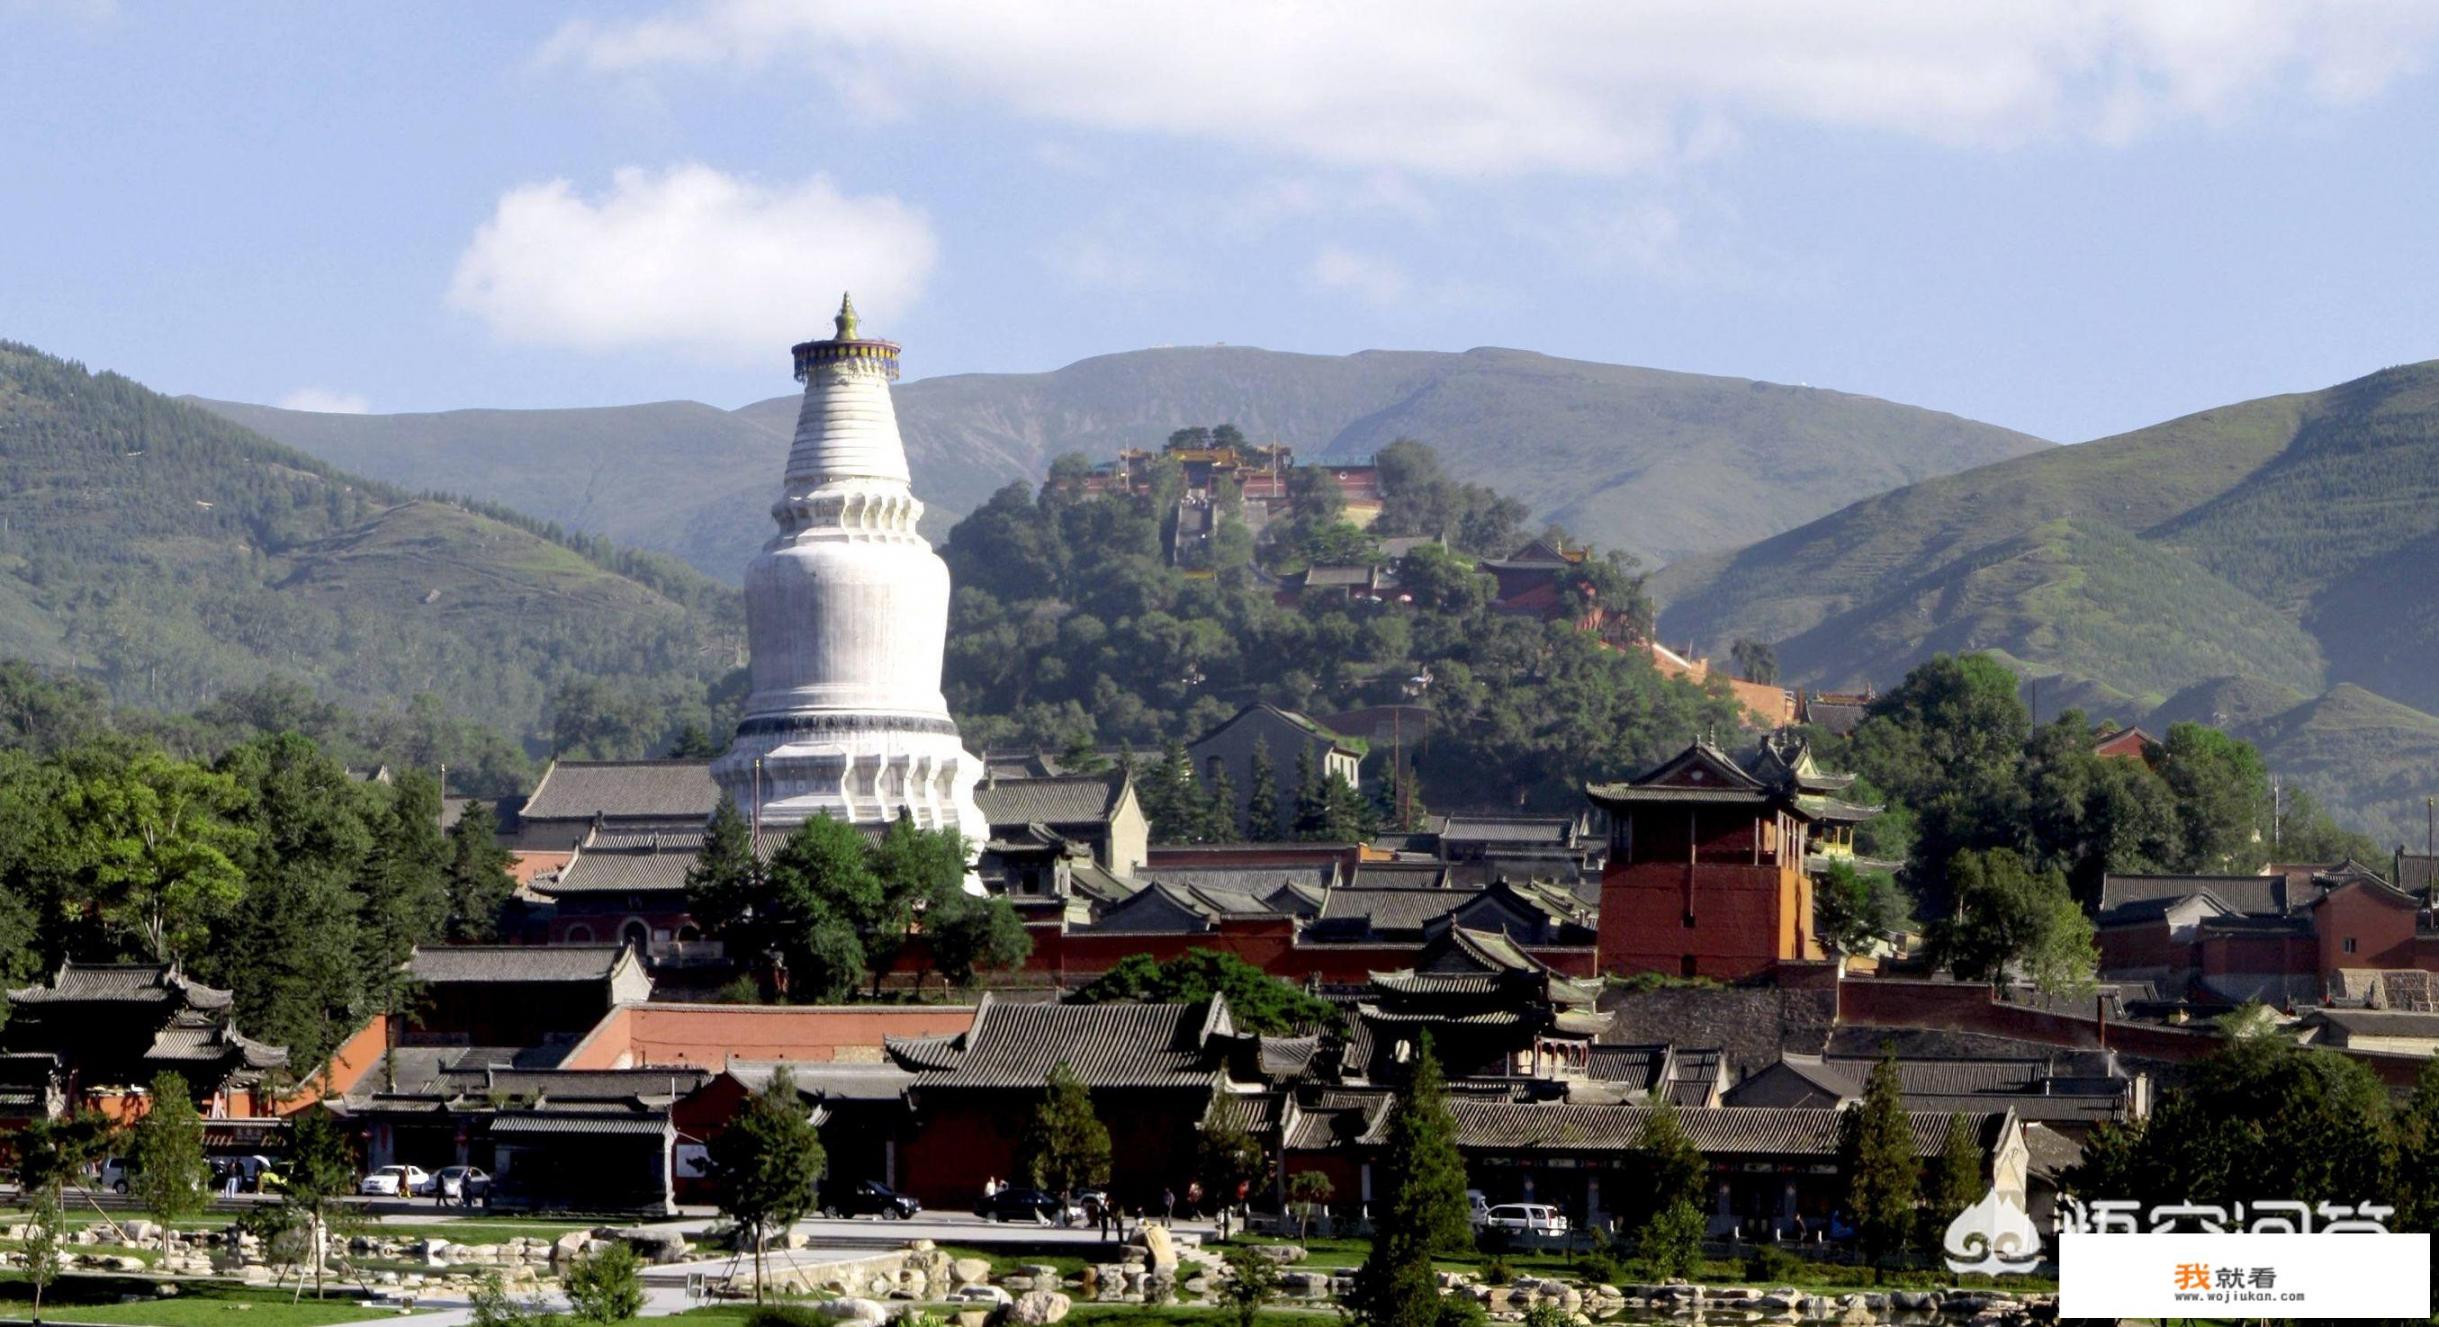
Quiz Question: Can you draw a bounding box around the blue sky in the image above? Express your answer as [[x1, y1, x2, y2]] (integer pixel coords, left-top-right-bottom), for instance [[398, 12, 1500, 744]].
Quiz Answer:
[[6, 1, 2439, 443]]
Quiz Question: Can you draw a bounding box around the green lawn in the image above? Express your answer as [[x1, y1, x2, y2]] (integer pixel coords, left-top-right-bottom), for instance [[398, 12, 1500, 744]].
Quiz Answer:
[[359, 1219, 598, 1247], [0, 1275, 392, 1327]]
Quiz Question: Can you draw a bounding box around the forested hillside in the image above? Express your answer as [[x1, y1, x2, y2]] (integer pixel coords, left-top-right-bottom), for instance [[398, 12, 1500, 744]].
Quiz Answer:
[[0, 343, 742, 755], [940, 438, 1748, 813], [1657, 360, 2439, 845], [205, 343, 2048, 582]]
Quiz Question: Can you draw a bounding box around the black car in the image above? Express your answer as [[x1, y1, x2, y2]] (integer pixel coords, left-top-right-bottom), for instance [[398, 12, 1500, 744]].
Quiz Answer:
[[974, 1186, 1066, 1222], [822, 1178, 921, 1220]]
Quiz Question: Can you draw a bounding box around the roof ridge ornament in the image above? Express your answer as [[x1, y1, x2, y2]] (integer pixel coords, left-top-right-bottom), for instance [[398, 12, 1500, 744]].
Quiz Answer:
[[835, 291, 858, 341]]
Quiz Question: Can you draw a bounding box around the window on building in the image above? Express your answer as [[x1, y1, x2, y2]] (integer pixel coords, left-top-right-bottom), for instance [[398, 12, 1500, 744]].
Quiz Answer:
[[1683, 910, 1696, 928], [1680, 955, 1699, 978], [2343, 937, 2359, 954]]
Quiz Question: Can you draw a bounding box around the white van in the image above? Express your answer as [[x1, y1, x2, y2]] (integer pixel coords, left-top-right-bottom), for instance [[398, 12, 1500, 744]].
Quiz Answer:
[[1467, 1189, 1491, 1229], [1483, 1202, 1570, 1235]]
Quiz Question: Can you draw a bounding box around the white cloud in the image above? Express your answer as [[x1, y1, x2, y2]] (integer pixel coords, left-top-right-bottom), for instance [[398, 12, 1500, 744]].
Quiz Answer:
[[540, 2, 2439, 178], [1308, 247, 1412, 307], [275, 387, 371, 414], [447, 164, 936, 360]]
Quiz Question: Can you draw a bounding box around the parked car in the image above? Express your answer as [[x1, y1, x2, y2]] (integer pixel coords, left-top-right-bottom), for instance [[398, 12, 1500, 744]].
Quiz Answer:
[[975, 1187, 1070, 1223], [822, 1178, 919, 1219], [98, 1157, 133, 1194], [359, 1165, 432, 1197], [1466, 1189, 1492, 1229], [1075, 1188, 1112, 1219], [435, 1165, 491, 1203], [1482, 1203, 1570, 1235]]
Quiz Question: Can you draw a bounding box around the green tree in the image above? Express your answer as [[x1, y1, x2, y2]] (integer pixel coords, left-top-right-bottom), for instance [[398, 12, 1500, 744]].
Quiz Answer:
[[2396, 1058, 2439, 1290], [1218, 1244, 1281, 1327], [1628, 1099, 1706, 1230], [1066, 949, 1334, 1035], [1729, 638, 1778, 684], [705, 1065, 825, 1302], [212, 732, 375, 1066], [2154, 721, 2271, 872], [864, 815, 969, 991], [1018, 1062, 1113, 1194], [1202, 765, 1241, 844], [442, 799, 517, 942], [684, 795, 761, 942], [1349, 1036, 1471, 1327], [1142, 737, 1201, 842], [1922, 1113, 1982, 1252], [1839, 1055, 1919, 1273], [1245, 740, 1282, 841], [1637, 1200, 1705, 1280], [760, 815, 878, 1000], [357, 769, 451, 1011], [1286, 1170, 1336, 1242], [22, 1185, 66, 1324], [1846, 654, 2030, 914], [1301, 771, 1377, 843], [1929, 847, 2097, 995], [565, 1241, 646, 1323], [925, 892, 1032, 990], [1198, 1119, 1268, 1208], [280, 1108, 358, 1299], [58, 749, 251, 960], [129, 1070, 210, 1226], [1815, 860, 1905, 956], [1289, 746, 1321, 839]]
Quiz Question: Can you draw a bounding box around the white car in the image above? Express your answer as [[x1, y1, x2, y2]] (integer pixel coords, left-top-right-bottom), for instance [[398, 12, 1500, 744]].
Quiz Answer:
[[1466, 1189, 1491, 1229], [98, 1157, 133, 1194], [1483, 1203, 1570, 1235], [359, 1165, 432, 1197]]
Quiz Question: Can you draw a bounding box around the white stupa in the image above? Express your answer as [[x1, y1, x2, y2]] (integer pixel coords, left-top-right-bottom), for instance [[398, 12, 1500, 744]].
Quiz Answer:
[[712, 295, 989, 861]]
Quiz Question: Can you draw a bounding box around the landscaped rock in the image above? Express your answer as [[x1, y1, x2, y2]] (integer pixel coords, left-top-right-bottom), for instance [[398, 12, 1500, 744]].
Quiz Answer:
[[550, 1229, 592, 1268], [951, 1257, 993, 1286], [1137, 1222, 1178, 1270], [1011, 1289, 1072, 1325], [1254, 1243, 1306, 1264]]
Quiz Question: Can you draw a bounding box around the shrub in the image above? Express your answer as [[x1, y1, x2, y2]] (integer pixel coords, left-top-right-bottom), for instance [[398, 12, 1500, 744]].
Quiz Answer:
[[743, 1307, 830, 1327], [1435, 1296, 1491, 1327], [1479, 1254, 1514, 1285], [471, 1273, 555, 1327], [1521, 1305, 1574, 1327], [1744, 1245, 1805, 1284], [1575, 1250, 1621, 1285], [565, 1242, 646, 1323], [1636, 1199, 1705, 1280]]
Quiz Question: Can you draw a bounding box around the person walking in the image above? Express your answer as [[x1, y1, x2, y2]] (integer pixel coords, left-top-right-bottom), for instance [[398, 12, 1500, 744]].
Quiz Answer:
[[1161, 1187, 1175, 1224]]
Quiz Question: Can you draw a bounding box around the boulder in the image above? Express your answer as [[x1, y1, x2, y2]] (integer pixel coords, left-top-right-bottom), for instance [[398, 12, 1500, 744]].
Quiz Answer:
[[1255, 1244, 1307, 1264], [952, 1257, 993, 1286], [612, 1227, 691, 1265], [123, 1219, 161, 1244], [1138, 1222, 1178, 1270], [1011, 1289, 1072, 1325], [814, 1296, 888, 1324], [551, 1229, 592, 1268]]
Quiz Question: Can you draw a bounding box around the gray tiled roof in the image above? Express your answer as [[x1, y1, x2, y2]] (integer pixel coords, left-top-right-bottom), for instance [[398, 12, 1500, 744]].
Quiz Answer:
[[1348, 861, 1453, 889], [1441, 816, 1574, 845], [488, 1110, 669, 1137], [540, 847, 695, 895], [1142, 865, 1340, 895], [1585, 1044, 1669, 1090], [519, 760, 720, 822], [975, 773, 1126, 828], [1818, 1055, 2045, 1096], [899, 998, 1232, 1090], [1446, 1102, 2004, 1156], [407, 945, 630, 985], [2099, 873, 2290, 917], [10, 964, 233, 1009], [727, 1061, 917, 1102], [1315, 887, 1480, 936], [2306, 1008, 2439, 1039]]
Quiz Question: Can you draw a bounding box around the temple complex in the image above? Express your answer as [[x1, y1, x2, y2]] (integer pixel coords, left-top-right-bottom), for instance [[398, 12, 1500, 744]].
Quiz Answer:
[[712, 297, 989, 855]]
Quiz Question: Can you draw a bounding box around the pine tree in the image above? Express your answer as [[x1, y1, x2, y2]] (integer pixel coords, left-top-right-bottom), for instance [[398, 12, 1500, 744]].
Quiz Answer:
[[706, 1065, 826, 1302], [280, 1109, 357, 1300], [761, 815, 878, 1000], [357, 770, 450, 1012], [1922, 1112, 1982, 1250], [1350, 1035, 1471, 1327], [1309, 772, 1377, 843], [1019, 1062, 1113, 1194], [685, 795, 762, 943], [1290, 745, 1323, 839], [1245, 740, 1281, 841], [1145, 737, 1199, 842], [1839, 1054, 1920, 1273], [441, 800, 517, 943], [1203, 765, 1241, 843], [130, 1071, 209, 1226], [2399, 1059, 2439, 1292]]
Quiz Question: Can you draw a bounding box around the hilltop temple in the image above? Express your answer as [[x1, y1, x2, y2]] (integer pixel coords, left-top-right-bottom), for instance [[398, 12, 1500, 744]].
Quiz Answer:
[[711, 296, 989, 861]]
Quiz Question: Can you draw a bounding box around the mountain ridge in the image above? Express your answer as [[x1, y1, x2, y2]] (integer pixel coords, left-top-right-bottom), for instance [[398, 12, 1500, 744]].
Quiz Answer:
[[197, 343, 2049, 583]]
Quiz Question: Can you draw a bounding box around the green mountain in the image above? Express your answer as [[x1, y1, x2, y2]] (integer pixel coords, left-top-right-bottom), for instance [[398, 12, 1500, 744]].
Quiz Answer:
[[201, 345, 2048, 582], [1655, 360, 2439, 845], [2, 342, 742, 750]]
